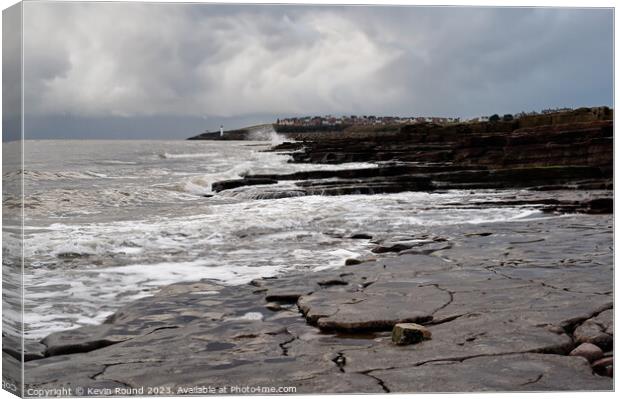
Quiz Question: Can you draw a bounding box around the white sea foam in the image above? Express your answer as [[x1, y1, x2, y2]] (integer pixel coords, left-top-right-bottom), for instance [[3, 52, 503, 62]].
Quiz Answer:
[[229, 312, 265, 321], [167, 148, 377, 195], [158, 152, 216, 159], [19, 169, 111, 180], [20, 190, 551, 338], [97, 160, 138, 165], [100, 261, 282, 288]]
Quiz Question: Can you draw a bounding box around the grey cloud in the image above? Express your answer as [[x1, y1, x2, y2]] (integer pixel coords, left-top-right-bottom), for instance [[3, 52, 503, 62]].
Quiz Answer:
[[19, 3, 613, 139]]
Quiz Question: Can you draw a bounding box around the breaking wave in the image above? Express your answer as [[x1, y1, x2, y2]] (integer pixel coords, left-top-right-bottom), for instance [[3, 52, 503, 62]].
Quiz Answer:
[[158, 152, 215, 159]]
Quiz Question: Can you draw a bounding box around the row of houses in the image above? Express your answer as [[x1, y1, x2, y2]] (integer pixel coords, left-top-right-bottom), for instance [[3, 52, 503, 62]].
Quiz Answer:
[[463, 116, 488, 123], [514, 107, 573, 118], [276, 108, 577, 127], [276, 115, 461, 126]]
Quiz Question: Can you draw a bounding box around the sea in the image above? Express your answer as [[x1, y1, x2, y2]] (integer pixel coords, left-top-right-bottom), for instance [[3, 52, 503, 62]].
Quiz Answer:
[[2, 138, 545, 339]]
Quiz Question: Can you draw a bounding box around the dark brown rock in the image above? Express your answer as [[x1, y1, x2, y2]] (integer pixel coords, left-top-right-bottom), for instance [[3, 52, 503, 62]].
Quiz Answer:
[[391, 323, 432, 345], [569, 343, 604, 363], [592, 357, 613, 377]]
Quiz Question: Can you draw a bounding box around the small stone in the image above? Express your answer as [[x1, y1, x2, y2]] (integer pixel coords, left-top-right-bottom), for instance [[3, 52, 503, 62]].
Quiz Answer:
[[265, 302, 282, 311], [544, 325, 565, 334], [569, 343, 604, 363], [391, 323, 431, 346], [372, 243, 414, 254], [265, 291, 304, 303], [465, 232, 493, 237], [591, 356, 613, 377], [345, 258, 362, 266], [57, 252, 89, 259]]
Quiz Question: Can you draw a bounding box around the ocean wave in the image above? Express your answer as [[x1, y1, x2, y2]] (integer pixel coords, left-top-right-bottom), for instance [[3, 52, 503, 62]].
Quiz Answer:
[[14, 169, 110, 181], [96, 160, 138, 165], [166, 153, 281, 195], [167, 149, 378, 196], [158, 152, 215, 159]]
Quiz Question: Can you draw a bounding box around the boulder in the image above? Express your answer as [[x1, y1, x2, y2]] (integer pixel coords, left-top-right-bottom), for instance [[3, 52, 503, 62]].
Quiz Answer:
[[569, 343, 604, 363], [574, 320, 613, 350]]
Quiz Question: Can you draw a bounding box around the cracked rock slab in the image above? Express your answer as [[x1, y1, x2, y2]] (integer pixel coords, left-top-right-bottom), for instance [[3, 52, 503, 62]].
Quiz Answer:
[[298, 283, 451, 332], [370, 353, 611, 392], [338, 312, 574, 374]]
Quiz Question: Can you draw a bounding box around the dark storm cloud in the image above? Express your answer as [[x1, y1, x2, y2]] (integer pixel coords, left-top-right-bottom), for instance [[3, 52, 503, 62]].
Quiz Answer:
[[20, 3, 613, 139]]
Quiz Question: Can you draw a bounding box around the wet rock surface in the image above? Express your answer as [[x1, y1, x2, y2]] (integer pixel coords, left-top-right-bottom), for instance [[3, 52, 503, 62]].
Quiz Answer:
[[19, 213, 613, 393], [210, 165, 612, 202]]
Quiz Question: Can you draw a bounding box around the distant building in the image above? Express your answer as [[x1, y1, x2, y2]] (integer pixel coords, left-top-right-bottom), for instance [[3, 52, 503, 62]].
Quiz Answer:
[[275, 114, 462, 127]]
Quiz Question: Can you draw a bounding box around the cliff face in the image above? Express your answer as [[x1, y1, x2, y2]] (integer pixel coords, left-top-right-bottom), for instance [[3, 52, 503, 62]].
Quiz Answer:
[[280, 107, 613, 174]]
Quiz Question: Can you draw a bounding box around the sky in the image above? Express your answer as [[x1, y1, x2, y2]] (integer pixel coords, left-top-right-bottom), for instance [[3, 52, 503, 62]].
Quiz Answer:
[[4, 2, 615, 139]]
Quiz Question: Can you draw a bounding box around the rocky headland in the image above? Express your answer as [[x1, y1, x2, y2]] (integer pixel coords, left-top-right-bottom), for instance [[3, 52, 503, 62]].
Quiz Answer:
[[187, 124, 275, 141], [212, 107, 613, 198], [6, 107, 613, 394]]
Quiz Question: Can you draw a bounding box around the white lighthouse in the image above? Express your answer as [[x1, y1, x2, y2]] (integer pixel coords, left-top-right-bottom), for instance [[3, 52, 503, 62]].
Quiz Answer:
[[220, 125, 224, 137]]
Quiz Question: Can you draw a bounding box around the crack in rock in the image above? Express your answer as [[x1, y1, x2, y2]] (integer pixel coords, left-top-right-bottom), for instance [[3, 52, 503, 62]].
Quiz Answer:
[[279, 335, 297, 357], [421, 283, 455, 315], [362, 371, 391, 393], [520, 373, 544, 386]]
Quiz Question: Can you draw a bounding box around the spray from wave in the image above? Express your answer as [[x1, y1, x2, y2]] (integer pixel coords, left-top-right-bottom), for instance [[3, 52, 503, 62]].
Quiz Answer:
[[247, 124, 287, 145]]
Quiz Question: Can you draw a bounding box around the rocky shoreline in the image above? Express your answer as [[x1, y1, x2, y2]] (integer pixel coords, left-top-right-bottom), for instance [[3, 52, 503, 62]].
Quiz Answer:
[[9, 212, 613, 393], [5, 107, 614, 394], [210, 107, 612, 199]]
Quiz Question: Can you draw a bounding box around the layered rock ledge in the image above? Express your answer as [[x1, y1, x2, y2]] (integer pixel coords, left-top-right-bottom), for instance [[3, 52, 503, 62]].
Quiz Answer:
[[210, 107, 612, 199]]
